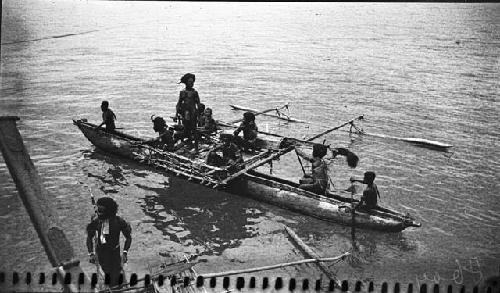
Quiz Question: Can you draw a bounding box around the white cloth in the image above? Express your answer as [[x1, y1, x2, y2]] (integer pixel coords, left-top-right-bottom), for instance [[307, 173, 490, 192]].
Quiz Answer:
[[99, 219, 109, 244]]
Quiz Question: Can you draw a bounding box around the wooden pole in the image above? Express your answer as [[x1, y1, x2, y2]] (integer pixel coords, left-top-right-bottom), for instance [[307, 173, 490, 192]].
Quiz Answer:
[[229, 104, 307, 123], [201, 254, 349, 278], [295, 148, 307, 175], [228, 106, 278, 124], [284, 226, 342, 289], [306, 115, 364, 141], [0, 116, 91, 293]]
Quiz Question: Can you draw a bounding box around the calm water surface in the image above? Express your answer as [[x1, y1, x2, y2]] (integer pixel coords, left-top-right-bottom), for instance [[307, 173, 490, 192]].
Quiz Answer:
[[1, 1, 499, 288]]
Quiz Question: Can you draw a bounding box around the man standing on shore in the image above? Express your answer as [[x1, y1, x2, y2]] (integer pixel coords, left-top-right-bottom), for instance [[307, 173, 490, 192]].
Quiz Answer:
[[86, 197, 132, 287]]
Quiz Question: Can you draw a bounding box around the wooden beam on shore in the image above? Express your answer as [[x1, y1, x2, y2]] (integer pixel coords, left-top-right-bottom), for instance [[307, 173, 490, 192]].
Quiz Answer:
[[201, 253, 349, 279], [284, 226, 342, 289], [0, 116, 92, 293]]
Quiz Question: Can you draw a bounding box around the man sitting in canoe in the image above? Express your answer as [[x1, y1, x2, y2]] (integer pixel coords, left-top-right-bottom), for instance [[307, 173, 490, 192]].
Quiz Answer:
[[233, 112, 259, 151], [96, 101, 117, 132], [296, 144, 329, 194], [206, 133, 243, 170], [350, 171, 380, 211], [143, 115, 178, 151]]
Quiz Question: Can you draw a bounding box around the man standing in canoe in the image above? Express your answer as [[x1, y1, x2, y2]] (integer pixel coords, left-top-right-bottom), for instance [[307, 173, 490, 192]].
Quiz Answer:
[[176, 73, 201, 150], [87, 197, 132, 287], [96, 101, 117, 132]]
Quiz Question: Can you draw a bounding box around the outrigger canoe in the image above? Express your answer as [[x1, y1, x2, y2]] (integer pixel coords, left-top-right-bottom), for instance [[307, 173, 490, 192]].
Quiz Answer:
[[73, 119, 421, 232]]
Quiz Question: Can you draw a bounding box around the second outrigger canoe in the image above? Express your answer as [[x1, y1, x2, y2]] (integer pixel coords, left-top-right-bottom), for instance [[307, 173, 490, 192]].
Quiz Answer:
[[73, 119, 421, 232]]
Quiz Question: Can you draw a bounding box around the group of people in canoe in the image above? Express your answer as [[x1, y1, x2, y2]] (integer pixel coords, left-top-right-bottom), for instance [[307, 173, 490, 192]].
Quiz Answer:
[[95, 73, 380, 211], [87, 73, 383, 288], [96, 73, 260, 168]]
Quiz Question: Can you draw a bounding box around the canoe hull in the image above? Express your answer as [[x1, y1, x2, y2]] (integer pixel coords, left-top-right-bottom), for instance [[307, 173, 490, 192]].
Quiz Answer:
[[73, 119, 420, 232], [232, 173, 407, 232]]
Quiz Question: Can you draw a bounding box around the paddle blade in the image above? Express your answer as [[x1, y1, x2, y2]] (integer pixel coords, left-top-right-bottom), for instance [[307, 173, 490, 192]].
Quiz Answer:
[[336, 148, 359, 168]]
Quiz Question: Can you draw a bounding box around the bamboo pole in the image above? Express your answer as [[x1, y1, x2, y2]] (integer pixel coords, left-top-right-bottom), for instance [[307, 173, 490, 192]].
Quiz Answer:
[[306, 115, 364, 141], [201, 253, 349, 278], [228, 106, 279, 124], [0, 116, 92, 293], [284, 226, 342, 289], [229, 104, 307, 123]]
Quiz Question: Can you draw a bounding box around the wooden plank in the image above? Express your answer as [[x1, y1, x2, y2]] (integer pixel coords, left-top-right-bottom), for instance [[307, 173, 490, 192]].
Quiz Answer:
[[218, 150, 274, 186], [284, 226, 342, 288], [0, 117, 92, 293]]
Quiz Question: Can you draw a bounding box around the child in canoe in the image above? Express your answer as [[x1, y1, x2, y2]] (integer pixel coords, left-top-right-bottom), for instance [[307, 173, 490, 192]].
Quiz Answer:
[[197, 107, 218, 136]]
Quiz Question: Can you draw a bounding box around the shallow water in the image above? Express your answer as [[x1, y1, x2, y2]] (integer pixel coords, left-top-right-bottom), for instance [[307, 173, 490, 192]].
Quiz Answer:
[[1, 1, 499, 288]]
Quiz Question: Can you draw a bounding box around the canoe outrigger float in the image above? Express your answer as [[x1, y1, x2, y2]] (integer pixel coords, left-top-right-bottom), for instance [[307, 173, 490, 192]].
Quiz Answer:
[[73, 116, 421, 232], [229, 104, 453, 152]]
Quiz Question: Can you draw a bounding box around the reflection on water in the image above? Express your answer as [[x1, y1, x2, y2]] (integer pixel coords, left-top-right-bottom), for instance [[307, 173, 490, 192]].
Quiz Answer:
[[1, 0, 499, 284], [85, 147, 264, 256], [138, 180, 262, 256]]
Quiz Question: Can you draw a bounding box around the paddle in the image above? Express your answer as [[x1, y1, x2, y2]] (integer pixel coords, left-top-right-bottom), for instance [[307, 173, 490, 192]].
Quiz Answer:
[[343, 179, 362, 266], [294, 148, 307, 175]]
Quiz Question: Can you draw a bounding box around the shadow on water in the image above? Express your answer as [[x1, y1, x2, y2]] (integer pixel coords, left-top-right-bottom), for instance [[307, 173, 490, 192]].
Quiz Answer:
[[82, 148, 265, 256], [136, 178, 264, 256], [84, 150, 129, 193]]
